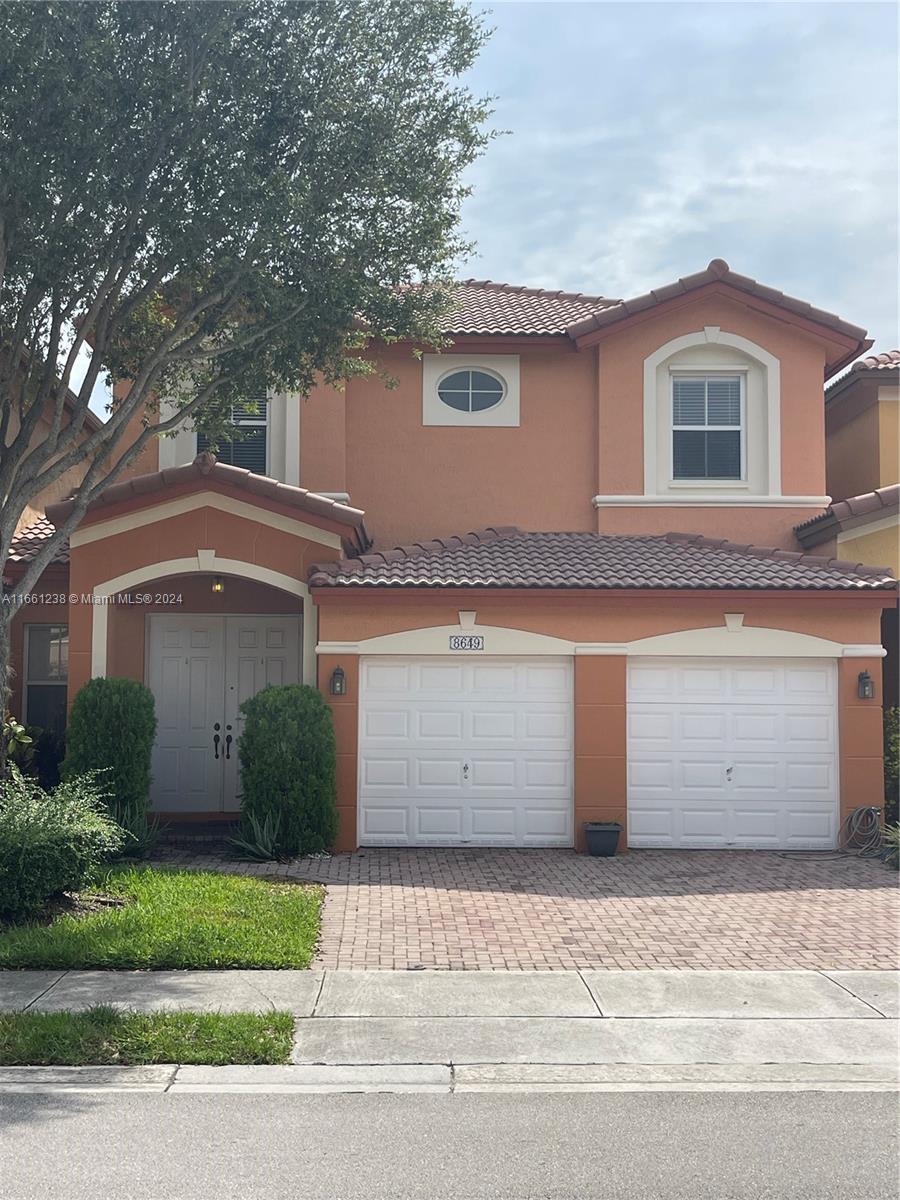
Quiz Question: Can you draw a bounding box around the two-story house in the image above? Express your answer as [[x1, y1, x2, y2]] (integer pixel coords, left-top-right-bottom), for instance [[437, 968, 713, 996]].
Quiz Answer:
[[6, 259, 897, 852]]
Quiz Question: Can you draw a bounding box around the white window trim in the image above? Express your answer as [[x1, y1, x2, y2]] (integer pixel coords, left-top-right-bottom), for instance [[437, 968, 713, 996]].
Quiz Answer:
[[422, 354, 520, 427], [158, 392, 300, 484], [196, 400, 270, 476], [642, 327, 782, 497], [23, 623, 69, 725], [669, 369, 747, 485]]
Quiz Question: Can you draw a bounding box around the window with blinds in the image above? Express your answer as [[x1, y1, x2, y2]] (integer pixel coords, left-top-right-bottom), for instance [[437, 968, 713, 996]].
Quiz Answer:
[[197, 401, 268, 474], [671, 376, 742, 480]]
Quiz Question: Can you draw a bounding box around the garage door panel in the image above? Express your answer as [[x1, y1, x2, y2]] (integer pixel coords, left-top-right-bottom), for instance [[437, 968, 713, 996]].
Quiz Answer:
[[522, 808, 571, 842], [417, 808, 463, 838], [362, 708, 410, 740], [785, 664, 835, 700], [416, 710, 463, 740], [628, 657, 837, 850], [359, 656, 573, 847], [361, 806, 409, 839], [418, 663, 467, 693], [680, 760, 728, 790], [361, 758, 409, 788], [416, 759, 463, 789]]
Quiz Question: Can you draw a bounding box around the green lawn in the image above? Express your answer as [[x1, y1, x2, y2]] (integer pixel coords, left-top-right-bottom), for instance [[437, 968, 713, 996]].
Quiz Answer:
[[0, 867, 323, 969], [0, 1006, 295, 1065]]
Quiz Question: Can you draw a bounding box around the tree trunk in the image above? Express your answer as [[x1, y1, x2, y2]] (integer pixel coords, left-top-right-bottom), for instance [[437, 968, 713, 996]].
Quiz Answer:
[[0, 605, 13, 777]]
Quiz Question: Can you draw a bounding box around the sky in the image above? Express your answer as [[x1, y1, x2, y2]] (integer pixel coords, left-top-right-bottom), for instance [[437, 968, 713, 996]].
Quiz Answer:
[[458, 0, 899, 351], [77, 0, 897, 414]]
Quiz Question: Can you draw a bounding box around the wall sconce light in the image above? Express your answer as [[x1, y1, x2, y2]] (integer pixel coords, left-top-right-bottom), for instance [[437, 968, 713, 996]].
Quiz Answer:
[[857, 670, 875, 700], [329, 666, 347, 696], [211, 576, 225, 594]]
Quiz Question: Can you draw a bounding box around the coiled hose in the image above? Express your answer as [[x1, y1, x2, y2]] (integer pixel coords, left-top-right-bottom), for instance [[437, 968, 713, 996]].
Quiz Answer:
[[838, 806, 885, 858]]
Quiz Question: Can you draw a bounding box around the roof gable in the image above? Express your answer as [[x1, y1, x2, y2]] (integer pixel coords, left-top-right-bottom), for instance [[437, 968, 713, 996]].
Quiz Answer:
[[44, 453, 371, 551]]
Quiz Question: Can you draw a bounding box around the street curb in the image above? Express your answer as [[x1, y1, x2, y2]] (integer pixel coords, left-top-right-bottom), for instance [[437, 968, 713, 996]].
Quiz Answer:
[[0, 1062, 896, 1095]]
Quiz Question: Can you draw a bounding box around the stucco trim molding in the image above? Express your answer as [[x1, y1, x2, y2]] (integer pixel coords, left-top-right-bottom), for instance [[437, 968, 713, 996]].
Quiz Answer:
[[70, 492, 343, 551], [316, 624, 884, 660], [592, 494, 829, 508], [90, 554, 317, 683], [624, 626, 885, 658], [317, 623, 574, 657], [642, 328, 782, 497]]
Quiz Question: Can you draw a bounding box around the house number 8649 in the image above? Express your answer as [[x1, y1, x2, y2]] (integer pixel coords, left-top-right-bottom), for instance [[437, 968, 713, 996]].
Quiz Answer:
[[449, 635, 484, 651]]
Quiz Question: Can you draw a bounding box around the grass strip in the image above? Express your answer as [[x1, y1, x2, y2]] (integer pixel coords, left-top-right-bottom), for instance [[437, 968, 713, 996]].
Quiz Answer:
[[0, 1006, 295, 1065], [0, 867, 323, 969]]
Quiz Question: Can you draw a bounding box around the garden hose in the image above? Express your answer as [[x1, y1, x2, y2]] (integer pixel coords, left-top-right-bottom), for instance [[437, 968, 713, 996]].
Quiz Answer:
[[838, 806, 885, 858]]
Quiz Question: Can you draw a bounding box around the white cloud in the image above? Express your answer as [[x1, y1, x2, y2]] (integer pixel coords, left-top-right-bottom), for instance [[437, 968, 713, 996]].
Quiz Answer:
[[459, 1, 898, 346]]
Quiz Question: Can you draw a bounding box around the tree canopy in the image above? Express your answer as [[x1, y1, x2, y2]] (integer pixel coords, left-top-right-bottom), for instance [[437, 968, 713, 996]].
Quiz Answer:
[[0, 0, 491, 620]]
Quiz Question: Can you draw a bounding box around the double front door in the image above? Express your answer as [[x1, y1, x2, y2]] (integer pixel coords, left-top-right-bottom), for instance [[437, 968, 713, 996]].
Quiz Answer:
[[147, 614, 301, 812]]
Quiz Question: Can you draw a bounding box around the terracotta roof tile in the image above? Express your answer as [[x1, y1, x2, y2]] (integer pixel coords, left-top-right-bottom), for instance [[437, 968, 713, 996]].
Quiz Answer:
[[440, 281, 618, 336], [794, 484, 900, 547], [6, 516, 69, 565], [44, 453, 371, 550], [565, 258, 868, 344], [308, 528, 896, 591], [850, 350, 900, 372]]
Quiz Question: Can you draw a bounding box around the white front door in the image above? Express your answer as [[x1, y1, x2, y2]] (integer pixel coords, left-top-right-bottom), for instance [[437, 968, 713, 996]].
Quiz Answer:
[[627, 657, 838, 849], [358, 656, 574, 847], [147, 614, 301, 812]]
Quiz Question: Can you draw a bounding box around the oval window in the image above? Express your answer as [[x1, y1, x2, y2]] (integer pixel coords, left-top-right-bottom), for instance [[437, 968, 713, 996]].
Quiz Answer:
[[437, 368, 505, 413]]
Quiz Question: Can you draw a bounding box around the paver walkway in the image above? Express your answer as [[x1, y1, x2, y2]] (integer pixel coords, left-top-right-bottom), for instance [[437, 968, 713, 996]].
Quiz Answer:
[[152, 846, 900, 972]]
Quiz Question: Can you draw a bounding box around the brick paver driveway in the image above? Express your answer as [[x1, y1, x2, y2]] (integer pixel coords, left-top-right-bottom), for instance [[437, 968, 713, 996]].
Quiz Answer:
[[156, 845, 899, 971]]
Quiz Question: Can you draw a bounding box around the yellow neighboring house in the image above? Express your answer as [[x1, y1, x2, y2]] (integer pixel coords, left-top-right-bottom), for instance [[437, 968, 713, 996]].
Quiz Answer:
[[797, 349, 899, 705]]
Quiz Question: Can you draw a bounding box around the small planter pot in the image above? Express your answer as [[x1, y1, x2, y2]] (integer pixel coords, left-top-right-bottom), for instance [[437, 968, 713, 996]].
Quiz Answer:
[[584, 821, 622, 857]]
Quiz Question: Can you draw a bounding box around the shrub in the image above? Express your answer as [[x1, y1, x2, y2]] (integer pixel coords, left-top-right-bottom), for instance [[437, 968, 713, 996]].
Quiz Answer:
[[236, 685, 338, 858], [884, 707, 899, 825], [0, 767, 124, 919], [63, 678, 157, 854], [882, 823, 899, 870]]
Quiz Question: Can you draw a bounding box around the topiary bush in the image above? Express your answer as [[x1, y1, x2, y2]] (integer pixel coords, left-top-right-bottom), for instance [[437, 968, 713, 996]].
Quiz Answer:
[[236, 685, 338, 859], [62, 678, 157, 855], [0, 767, 124, 919]]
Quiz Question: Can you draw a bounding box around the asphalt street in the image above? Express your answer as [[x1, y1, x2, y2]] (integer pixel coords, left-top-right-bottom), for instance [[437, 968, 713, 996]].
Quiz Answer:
[[1, 1090, 897, 1200]]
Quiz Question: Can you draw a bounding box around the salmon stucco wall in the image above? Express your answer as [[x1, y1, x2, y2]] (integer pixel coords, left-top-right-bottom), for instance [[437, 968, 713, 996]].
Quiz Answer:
[[316, 594, 886, 651], [838, 656, 885, 826], [318, 653, 359, 852], [593, 290, 833, 502], [574, 656, 626, 850], [343, 343, 598, 547]]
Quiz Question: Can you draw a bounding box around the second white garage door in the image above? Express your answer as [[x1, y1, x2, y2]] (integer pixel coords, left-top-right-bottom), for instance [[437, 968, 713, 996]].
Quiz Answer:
[[358, 657, 574, 846], [627, 657, 838, 849]]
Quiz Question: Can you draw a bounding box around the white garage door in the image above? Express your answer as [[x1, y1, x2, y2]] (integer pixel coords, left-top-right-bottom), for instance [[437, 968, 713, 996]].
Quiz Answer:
[[358, 657, 574, 846], [627, 657, 838, 849]]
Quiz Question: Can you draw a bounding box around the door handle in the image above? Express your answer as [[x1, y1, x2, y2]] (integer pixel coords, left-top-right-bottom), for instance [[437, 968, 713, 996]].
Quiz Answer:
[[225, 734, 232, 760], [213, 733, 220, 760], [463, 763, 469, 777], [725, 765, 734, 780]]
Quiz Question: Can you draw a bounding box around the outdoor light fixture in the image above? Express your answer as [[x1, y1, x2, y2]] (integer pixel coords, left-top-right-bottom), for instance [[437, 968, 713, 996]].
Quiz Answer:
[[330, 666, 347, 696], [857, 670, 875, 700], [211, 576, 225, 594]]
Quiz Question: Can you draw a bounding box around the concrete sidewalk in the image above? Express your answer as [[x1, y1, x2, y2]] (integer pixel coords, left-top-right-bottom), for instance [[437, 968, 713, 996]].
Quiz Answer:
[[2, 969, 897, 1092]]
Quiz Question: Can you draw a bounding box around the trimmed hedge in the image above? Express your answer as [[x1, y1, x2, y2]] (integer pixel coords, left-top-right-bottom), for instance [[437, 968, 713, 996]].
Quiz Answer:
[[237, 685, 338, 858], [63, 677, 157, 851], [0, 768, 123, 919]]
